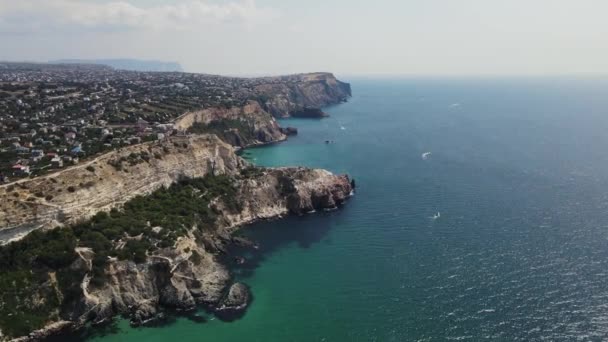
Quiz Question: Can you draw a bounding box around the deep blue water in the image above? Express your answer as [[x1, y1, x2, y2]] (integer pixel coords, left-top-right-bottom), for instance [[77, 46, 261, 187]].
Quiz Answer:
[[91, 77, 608, 341]]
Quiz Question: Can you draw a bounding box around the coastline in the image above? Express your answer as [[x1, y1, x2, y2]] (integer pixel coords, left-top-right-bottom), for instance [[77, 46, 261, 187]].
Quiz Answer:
[[0, 85, 353, 341]]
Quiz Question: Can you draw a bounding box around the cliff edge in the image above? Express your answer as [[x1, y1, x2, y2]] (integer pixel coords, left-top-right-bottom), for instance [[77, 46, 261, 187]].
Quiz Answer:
[[254, 73, 351, 118]]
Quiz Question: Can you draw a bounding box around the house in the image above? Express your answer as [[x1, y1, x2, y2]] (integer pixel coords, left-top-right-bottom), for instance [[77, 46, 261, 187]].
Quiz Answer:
[[71, 146, 84, 155], [30, 149, 44, 163], [137, 118, 149, 131], [62, 155, 78, 164], [12, 164, 30, 176], [50, 156, 63, 168], [14, 145, 30, 154]]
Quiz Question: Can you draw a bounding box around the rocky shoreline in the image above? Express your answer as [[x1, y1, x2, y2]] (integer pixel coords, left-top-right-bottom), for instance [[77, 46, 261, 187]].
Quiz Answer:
[[0, 73, 352, 341], [7, 166, 353, 342]]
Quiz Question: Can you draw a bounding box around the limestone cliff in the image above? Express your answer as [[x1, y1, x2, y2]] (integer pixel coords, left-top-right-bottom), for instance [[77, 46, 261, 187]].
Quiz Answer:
[[0, 134, 352, 341], [254, 73, 352, 118], [222, 167, 352, 228], [173, 101, 286, 148], [0, 135, 242, 243], [166, 73, 351, 146]]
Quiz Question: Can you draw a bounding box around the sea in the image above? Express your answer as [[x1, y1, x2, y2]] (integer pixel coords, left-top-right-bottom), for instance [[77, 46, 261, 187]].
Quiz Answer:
[[83, 77, 608, 341]]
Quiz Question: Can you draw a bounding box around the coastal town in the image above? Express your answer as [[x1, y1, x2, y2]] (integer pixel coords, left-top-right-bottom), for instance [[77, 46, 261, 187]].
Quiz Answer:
[[0, 62, 324, 183]]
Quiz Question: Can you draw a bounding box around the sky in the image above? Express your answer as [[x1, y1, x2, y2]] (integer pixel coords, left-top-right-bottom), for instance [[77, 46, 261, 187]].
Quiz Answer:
[[0, 0, 607, 76]]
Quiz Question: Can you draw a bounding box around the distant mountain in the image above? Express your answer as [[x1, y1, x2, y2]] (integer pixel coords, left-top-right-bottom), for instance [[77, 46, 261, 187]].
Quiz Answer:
[[51, 59, 183, 72]]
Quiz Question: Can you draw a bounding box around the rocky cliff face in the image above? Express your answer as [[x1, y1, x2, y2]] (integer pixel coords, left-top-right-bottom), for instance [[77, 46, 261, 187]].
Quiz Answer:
[[0, 134, 352, 341], [255, 73, 351, 118], [0, 135, 243, 243], [173, 101, 286, 148]]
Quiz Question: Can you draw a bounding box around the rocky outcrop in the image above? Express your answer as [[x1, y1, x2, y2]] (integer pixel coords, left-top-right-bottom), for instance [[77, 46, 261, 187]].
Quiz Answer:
[[0, 135, 243, 243], [77, 236, 230, 328], [254, 73, 351, 118], [10, 321, 73, 342], [280, 127, 298, 136], [214, 282, 250, 321], [221, 167, 352, 229], [173, 101, 286, 148]]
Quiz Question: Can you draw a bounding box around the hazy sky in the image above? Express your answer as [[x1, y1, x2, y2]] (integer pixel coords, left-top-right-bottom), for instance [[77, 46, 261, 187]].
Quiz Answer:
[[0, 0, 607, 76]]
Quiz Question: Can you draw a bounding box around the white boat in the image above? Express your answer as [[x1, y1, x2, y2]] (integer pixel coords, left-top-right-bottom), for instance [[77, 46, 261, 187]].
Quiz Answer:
[[432, 212, 441, 220], [422, 152, 432, 160]]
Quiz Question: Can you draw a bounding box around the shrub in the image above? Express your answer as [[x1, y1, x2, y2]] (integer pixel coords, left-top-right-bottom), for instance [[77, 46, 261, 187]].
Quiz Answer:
[[67, 186, 76, 193], [190, 251, 202, 266], [85, 166, 95, 172], [81, 181, 95, 188]]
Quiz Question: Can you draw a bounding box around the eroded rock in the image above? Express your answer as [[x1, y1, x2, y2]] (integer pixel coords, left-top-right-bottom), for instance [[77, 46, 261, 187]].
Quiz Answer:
[[215, 282, 251, 321]]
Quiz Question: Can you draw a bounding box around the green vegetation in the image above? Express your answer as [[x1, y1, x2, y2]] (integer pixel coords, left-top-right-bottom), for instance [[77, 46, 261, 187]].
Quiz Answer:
[[240, 165, 266, 178], [0, 228, 81, 338], [0, 174, 242, 338], [107, 151, 152, 171]]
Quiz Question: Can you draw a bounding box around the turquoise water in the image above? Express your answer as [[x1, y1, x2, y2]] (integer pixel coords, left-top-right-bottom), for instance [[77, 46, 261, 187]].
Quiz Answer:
[[86, 77, 608, 341]]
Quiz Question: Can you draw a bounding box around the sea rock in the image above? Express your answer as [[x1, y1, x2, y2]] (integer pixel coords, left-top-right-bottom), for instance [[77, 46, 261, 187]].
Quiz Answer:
[[280, 127, 298, 136], [231, 236, 256, 248], [130, 302, 158, 326], [215, 282, 251, 321]]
